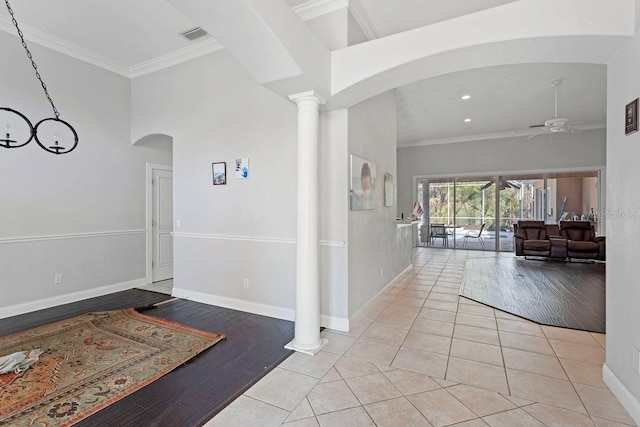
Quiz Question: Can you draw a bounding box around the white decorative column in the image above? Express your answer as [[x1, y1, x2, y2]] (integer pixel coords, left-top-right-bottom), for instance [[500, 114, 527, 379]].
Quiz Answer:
[[285, 90, 328, 355]]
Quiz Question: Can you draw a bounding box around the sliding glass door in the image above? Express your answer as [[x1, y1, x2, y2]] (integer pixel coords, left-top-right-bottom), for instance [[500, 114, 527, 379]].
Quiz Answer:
[[421, 179, 454, 248], [454, 177, 495, 251], [417, 169, 601, 251], [546, 171, 600, 233], [498, 174, 543, 251]]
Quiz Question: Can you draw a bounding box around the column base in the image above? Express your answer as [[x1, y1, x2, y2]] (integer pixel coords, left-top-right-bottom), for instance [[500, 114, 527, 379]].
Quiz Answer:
[[285, 338, 329, 356]]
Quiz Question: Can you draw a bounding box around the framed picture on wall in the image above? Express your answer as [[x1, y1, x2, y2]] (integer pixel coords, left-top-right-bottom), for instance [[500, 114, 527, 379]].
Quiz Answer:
[[235, 158, 249, 179], [626, 98, 638, 135], [212, 162, 226, 185], [384, 173, 394, 207], [350, 154, 376, 210]]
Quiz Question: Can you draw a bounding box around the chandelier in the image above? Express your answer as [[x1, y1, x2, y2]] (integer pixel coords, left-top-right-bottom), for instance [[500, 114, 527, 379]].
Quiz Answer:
[[1, 0, 78, 154]]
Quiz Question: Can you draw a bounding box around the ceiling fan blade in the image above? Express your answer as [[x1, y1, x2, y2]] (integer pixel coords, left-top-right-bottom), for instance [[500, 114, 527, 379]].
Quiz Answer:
[[480, 180, 494, 190]]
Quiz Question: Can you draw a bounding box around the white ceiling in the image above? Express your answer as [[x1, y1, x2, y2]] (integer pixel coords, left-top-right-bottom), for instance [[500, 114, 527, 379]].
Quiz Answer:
[[396, 63, 606, 146], [0, 0, 606, 147]]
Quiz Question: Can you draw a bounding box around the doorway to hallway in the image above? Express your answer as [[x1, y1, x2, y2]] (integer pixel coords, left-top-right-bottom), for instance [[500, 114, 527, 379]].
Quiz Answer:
[[146, 163, 173, 283]]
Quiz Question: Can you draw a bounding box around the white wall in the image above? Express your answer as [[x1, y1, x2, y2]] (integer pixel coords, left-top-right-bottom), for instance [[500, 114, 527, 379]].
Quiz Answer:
[[397, 129, 607, 220], [133, 47, 404, 330], [132, 50, 300, 319], [604, 22, 640, 424], [348, 90, 410, 316], [0, 31, 172, 317]]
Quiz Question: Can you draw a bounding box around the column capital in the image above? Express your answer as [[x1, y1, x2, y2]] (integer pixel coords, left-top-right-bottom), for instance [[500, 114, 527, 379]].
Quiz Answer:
[[288, 90, 327, 105]]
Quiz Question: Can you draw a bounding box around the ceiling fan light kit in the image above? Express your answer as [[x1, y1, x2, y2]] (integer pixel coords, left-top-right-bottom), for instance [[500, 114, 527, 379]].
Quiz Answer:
[[545, 118, 568, 132]]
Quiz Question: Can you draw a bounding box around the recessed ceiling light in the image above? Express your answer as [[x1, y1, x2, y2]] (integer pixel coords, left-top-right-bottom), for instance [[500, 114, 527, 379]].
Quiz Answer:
[[464, 118, 471, 123], [461, 94, 471, 100]]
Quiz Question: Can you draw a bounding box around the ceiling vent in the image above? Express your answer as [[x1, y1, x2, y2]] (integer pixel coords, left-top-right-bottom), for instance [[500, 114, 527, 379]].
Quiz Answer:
[[180, 27, 208, 41]]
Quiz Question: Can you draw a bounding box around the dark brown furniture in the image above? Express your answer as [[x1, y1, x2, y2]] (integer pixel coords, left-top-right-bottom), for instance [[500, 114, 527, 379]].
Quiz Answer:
[[549, 237, 569, 259], [559, 221, 606, 261], [514, 221, 561, 258]]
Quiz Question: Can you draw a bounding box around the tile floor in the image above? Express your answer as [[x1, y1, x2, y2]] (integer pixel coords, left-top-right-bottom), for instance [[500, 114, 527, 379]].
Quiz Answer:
[[206, 248, 636, 427]]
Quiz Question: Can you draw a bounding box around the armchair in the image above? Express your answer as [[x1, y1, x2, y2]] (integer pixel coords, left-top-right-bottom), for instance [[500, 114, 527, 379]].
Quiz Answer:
[[559, 221, 605, 261], [514, 221, 552, 257]]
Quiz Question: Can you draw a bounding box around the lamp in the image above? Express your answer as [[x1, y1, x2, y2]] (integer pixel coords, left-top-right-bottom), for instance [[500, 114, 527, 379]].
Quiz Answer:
[[1, 0, 78, 154]]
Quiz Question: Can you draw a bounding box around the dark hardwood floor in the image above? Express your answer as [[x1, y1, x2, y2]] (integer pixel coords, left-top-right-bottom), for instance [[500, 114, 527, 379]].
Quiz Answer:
[[0, 289, 295, 426], [460, 256, 605, 333]]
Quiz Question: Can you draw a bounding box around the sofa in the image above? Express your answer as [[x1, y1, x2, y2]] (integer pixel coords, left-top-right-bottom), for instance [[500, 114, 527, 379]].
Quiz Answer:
[[513, 220, 605, 261]]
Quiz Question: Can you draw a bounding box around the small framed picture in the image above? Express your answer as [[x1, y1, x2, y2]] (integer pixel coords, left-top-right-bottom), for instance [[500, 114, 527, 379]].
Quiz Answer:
[[212, 162, 226, 185], [625, 98, 638, 135], [235, 158, 249, 179], [384, 173, 394, 207]]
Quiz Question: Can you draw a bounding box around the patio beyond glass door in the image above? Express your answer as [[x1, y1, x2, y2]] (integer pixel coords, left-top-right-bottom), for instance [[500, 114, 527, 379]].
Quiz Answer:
[[454, 177, 495, 251], [418, 170, 600, 251], [546, 171, 600, 234], [425, 179, 454, 248], [498, 174, 543, 251]]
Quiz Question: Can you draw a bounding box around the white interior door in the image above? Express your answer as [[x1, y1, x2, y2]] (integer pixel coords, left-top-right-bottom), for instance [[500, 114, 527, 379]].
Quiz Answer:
[[152, 168, 173, 282]]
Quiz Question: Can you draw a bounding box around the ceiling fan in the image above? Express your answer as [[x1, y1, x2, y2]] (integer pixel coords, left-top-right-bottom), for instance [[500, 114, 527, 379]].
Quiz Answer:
[[527, 79, 576, 139], [480, 179, 521, 191]]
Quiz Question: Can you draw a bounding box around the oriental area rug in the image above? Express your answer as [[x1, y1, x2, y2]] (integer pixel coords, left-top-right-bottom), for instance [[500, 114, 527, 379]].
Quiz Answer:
[[0, 308, 226, 426]]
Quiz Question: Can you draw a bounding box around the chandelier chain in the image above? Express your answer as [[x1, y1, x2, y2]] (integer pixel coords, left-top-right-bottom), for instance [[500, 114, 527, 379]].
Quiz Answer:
[[5, 0, 60, 119]]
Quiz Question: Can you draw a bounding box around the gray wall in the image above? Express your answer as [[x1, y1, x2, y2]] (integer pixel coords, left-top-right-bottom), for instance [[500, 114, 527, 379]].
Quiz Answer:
[[348, 90, 410, 316], [318, 109, 349, 325], [605, 19, 640, 422], [397, 129, 606, 221], [0, 31, 172, 316]]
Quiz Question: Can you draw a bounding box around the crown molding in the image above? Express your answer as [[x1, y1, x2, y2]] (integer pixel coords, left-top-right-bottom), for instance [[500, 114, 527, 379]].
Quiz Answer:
[[0, 16, 130, 77], [398, 123, 606, 148], [293, 0, 349, 21], [347, 0, 379, 40], [1, 1, 368, 78], [292, 0, 380, 41], [130, 38, 224, 78]]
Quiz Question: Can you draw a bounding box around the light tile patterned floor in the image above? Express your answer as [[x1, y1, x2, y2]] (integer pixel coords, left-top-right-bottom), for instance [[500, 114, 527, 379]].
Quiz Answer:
[[206, 248, 636, 427]]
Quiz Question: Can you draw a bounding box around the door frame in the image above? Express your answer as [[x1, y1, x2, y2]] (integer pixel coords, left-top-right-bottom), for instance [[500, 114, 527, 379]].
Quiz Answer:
[[145, 163, 173, 284]]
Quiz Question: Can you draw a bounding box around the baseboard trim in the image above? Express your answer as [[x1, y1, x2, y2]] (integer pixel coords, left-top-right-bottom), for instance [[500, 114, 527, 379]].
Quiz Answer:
[[0, 278, 148, 319], [321, 314, 350, 332], [172, 288, 296, 321], [349, 263, 414, 327], [171, 288, 350, 331], [603, 363, 640, 425]]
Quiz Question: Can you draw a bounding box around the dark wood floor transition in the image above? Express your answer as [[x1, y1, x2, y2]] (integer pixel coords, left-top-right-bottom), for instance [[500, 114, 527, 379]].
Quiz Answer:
[[460, 256, 605, 333], [0, 289, 295, 426]]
